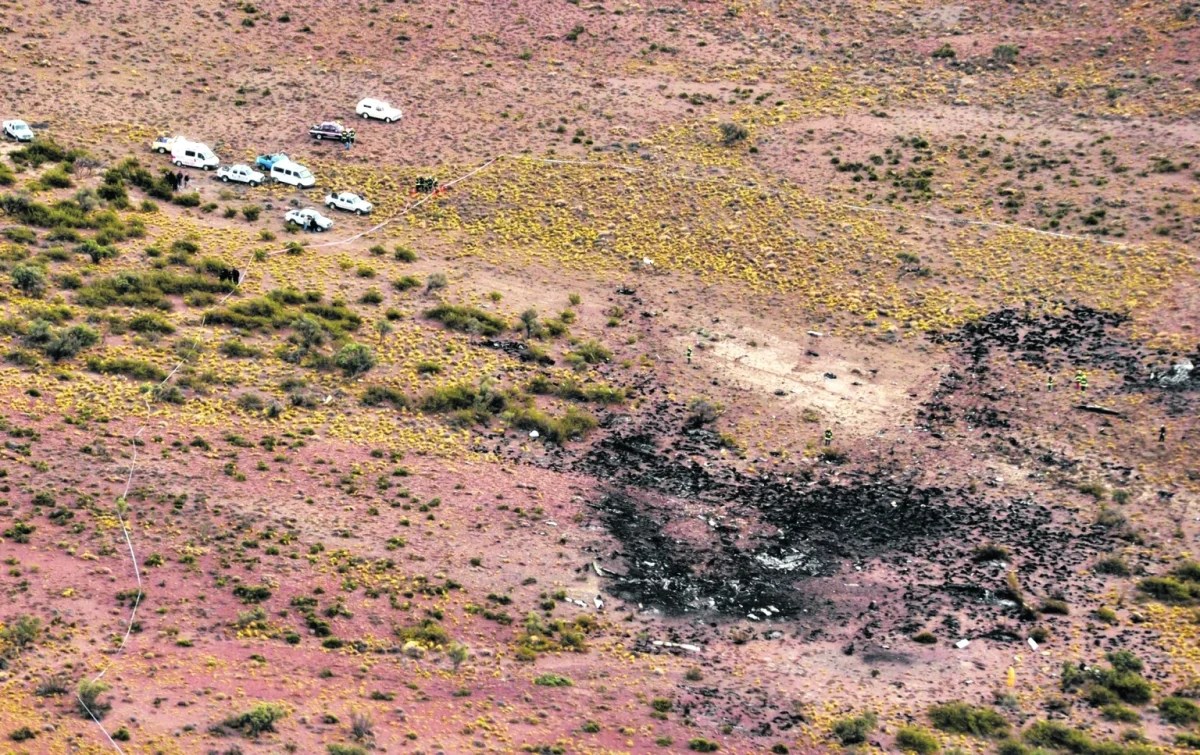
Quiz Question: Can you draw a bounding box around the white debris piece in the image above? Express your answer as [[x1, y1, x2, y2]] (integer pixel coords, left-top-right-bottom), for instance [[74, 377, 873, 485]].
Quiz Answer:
[[529, 430, 540, 438], [1027, 637, 1039, 651], [955, 639, 971, 649]]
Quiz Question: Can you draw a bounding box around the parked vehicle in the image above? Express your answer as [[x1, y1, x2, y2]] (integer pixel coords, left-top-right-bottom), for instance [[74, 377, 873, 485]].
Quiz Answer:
[[149, 135, 182, 153], [255, 152, 289, 171], [217, 164, 264, 186], [269, 157, 315, 188], [309, 121, 348, 140], [324, 191, 373, 215], [2, 120, 34, 142], [284, 208, 333, 232], [355, 98, 402, 123], [171, 140, 219, 170]]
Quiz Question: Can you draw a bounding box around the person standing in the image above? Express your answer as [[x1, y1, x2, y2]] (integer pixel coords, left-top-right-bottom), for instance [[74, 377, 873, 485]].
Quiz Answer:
[[823, 429, 833, 447], [1046, 375, 1055, 392], [1158, 425, 1167, 444], [686, 346, 693, 364]]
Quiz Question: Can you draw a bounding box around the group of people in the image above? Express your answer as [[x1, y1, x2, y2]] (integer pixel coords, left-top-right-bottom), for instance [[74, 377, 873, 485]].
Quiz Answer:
[[1045, 370, 1090, 392], [341, 128, 358, 150], [164, 170, 190, 191]]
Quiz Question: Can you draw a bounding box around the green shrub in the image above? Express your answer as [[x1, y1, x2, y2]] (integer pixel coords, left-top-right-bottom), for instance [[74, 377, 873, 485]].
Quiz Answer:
[[173, 191, 201, 208], [76, 679, 110, 719], [3, 226, 36, 244], [1137, 576, 1199, 604], [931, 43, 956, 59], [8, 726, 37, 741], [1160, 697, 1200, 725], [896, 726, 939, 754], [718, 121, 748, 145], [424, 303, 507, 336], [220, 339, 262, 358], [11, 138, 79, 168], [1101, 704, 1140, 723], [393, 246, 418, 262], [1095, 556, 1131, 576], [242, 205, 261, 221], [222, 702, 288, 736], [334, 342, 376, 377], [0, 614, 41, 651], [361, 385, 409, 408], [11, 264, 46, 296], [928, 702, 1009, 738], [688, 739, 719, 753], [568, 339, 612, 365], [992, 44, 1020, 63], [1178, 732, 1200, 750], [533, 674, 573, 687], [128, 313, 175, 334], [232, 585, 272, 603], [327, 745, 369, 755], [39, 167, 73, 189], [1022, 720, 1155, 754], [833, 712, 877, 745], [86, 358, 167, 382], [392, 275, 421, 291]]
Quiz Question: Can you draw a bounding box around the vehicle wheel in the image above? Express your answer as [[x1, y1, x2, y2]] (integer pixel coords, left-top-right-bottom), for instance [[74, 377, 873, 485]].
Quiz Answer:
[[355, 209, 363, 216], [250, 181, 260, 187], [221, 176, 230, 182], [315, 134, 322, 140], [326, 203, 334, 209], [204, 164, 211, 171], [173, 160, 182, 167], [385, 117, 393, 124], [361, 112, 369, 119]]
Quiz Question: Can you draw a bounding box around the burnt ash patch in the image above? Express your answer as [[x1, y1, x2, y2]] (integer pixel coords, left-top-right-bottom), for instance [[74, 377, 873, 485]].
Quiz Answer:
[[584, 424, 1079, 622], [922, 304, 1196, 426]]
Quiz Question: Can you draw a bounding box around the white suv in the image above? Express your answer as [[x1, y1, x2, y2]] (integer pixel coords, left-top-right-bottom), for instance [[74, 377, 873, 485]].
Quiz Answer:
[[355, 98, 402, 123]]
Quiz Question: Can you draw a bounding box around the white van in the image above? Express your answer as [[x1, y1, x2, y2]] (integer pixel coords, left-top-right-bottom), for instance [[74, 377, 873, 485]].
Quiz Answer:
[[270, 158, 315, 188], [171, 140, 219, 170]]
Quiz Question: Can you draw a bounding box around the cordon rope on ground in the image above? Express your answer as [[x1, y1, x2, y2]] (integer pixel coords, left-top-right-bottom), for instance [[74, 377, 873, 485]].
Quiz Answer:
[[77, 149, 1193, 752]]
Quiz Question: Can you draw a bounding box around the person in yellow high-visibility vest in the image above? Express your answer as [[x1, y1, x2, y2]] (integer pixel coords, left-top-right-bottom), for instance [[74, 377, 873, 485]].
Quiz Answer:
[[823, 429, 833, 447]]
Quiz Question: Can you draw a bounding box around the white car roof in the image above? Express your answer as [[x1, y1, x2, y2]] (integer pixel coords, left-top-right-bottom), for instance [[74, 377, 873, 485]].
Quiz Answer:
[[7, 119, 29, 127]]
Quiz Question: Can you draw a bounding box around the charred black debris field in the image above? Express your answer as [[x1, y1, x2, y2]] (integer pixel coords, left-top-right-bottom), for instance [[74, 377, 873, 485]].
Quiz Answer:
[[568, 304, 1184, 630]]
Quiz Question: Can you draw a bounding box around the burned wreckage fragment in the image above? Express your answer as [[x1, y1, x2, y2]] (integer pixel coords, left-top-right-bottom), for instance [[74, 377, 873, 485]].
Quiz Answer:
[[584, 430, 975, 619]]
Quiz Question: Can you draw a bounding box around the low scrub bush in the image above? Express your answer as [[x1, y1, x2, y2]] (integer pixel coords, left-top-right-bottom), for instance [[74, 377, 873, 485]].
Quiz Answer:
[[832, 712, 876, 745], [222, 702, 288, 737], [86, 357, 167, 382], [928, 701, 1009, 738], [895, 726, 939, 754], [425, 303, 507, 336]]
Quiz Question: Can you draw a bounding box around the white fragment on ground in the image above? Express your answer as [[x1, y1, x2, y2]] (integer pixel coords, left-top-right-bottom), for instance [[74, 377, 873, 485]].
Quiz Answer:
[[955, 639, 971, 649]]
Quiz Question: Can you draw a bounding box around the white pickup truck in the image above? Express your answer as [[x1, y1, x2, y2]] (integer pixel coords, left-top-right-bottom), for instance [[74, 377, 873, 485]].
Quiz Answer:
[[217, 164, 265, 186], [325, 191, 373, 215]]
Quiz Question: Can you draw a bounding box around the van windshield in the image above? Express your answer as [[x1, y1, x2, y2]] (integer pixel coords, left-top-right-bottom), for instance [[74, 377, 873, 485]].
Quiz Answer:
[[298, 169, 313, 179]]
